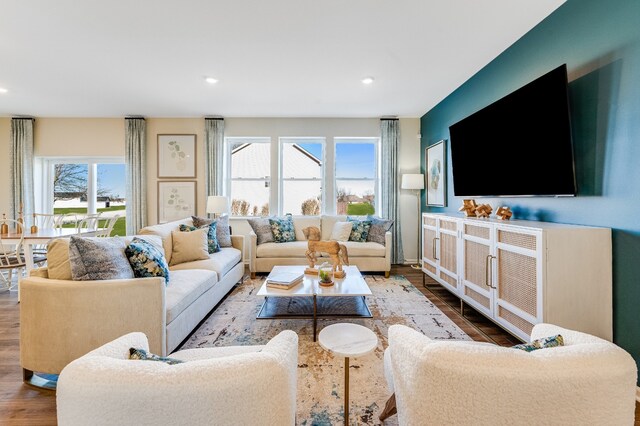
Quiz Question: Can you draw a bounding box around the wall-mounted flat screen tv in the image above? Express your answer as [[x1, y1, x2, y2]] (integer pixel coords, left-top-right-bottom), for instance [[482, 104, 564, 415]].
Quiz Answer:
[[449, 64, 576, 197]]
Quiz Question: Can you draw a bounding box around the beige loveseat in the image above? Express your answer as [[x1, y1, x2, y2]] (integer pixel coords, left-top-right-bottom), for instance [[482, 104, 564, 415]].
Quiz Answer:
[[249, 215, 391, 278], [20, 218, 244, 381]]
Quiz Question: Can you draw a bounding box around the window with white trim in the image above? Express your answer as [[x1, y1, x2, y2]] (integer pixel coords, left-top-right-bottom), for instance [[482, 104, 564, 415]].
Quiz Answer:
[[279, 137, 324, 215], [226, 138, 271, 216], [334, 138, 379, 215]]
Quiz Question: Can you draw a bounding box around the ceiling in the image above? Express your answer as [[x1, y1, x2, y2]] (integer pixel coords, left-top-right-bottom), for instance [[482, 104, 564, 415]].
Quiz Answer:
[[0, 0, 565, 118]]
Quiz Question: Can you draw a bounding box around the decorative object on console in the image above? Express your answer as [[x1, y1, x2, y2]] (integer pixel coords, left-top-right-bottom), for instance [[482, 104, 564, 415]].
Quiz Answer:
[[1, 214, 8, 234], [475, 203, 493, 218], [425, 140, 447, 207], [206, 195, 229, 218], [16, 202, 24, 234], [318, 262, 334, 286], [30, 213, 38, 234], [157, 134, 196, 178], [304, 226, 349, 279], [401, 174, 425, 269], [496, 206, 513, 220], [157, 181, 196, 223], [458, 199, 478, 217]]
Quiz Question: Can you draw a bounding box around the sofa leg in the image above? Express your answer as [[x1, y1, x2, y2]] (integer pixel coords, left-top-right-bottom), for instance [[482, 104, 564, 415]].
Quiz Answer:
[[251, 272, 256, 279], [379, 393, 397, 421], [23, 368, 33, 381], [384, 271, 390, 278]]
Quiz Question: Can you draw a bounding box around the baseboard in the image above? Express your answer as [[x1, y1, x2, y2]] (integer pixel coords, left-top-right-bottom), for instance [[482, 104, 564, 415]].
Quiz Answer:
[[636, 386, 640, 403]]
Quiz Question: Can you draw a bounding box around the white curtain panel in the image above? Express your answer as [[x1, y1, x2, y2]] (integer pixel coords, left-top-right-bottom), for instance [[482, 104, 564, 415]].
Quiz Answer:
[[380, 119, 404, 264], [125, 118, 147, 234], [204, 118, 225, 196], [10, 118, 35, 226]]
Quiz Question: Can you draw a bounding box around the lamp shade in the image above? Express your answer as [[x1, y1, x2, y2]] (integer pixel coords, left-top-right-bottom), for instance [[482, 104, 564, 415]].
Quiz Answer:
[[401, 174, 425, 190], [206, 196, 229, 214]]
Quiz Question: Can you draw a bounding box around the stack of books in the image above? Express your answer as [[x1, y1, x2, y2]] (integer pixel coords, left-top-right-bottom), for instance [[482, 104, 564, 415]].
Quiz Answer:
[[266, 272, 304, 289]]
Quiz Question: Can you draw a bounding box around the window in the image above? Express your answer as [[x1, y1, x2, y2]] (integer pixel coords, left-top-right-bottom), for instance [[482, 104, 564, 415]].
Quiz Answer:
[[335, 138, 379, 215], [44, 158, 126, 235], [227, 138, 271, 216], [279, 138, 324, 215]]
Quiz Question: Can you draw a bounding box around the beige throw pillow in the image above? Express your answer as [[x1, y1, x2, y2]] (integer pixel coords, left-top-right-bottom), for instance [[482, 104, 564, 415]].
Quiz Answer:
[[170, 228, 210, 266], [47, 238, 72, 280], [329, 221, 353, 242]]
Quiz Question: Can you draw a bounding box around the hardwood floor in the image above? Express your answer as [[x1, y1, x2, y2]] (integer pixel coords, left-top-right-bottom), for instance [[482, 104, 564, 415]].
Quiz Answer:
[[0, 265, 638, 424]]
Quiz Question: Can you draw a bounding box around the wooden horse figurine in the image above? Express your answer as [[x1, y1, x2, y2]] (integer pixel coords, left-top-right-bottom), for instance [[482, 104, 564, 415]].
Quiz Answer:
[[303, 226, 349, 278]]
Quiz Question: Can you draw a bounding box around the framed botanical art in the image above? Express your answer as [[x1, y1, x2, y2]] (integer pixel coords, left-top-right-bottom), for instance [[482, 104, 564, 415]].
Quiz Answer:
[[425, 140, 447, 207], [157, 134, 197, 178], [158, 181, 197, 223]]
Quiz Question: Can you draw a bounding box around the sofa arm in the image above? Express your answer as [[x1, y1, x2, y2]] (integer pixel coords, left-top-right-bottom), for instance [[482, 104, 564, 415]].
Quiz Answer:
[[20, 276, 166, 375], [231, 234, 245, 262], [249, 231, 257, 275]]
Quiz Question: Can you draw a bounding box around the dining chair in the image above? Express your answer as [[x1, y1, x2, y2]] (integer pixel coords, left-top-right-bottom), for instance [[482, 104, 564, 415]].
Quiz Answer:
[[56, 213, 79, 228], [0, 219, 26, 292], [32, 213, 59, 230], [76, 213, 102, 233], [96, 214, 120, 237]]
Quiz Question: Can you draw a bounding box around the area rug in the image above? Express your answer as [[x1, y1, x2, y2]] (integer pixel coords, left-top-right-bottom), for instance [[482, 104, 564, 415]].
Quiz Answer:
[[182, 274, 471, 425]]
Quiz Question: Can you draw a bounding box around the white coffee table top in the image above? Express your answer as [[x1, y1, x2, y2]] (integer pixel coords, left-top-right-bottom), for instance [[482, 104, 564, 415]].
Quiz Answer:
[[318, 323, 378, 358], [256, 265, 372, 298]]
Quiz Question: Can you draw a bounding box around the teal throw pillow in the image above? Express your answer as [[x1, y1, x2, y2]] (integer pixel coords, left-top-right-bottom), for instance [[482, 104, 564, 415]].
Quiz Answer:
[[269, 216, 296, 243], [125, 237, 170, 284], [512, 334, 564, 352], [347, 218, 372, 242], [129, 348, 184, 365], [179, 222, 220, 254]]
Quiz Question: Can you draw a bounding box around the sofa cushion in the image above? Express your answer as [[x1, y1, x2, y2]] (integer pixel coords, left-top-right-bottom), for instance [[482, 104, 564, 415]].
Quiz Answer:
[[165, 269, 217, 324], [192, 215, 232, 247], [139, 218, 193, 263], [170, 228, 210, 266], [292, 216, 321, 241], [330, 221, 353, 242], [169, 247, 242, 278], [256, 241, 309, 258], [125, 237, 170, 284], [69, 236, 134, 281], [340, 241, 386, 257], [347, 218, 372, 242], [269, 217, 296, 243], [320, 215, 347, 241], [367, 216, 394, 246], [179, 223, 220, 254], [247, 217, 275, 245]]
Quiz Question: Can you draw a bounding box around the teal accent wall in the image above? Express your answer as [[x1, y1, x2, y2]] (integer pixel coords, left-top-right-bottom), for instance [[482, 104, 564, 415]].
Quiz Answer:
[[421, 0, 640, 383]]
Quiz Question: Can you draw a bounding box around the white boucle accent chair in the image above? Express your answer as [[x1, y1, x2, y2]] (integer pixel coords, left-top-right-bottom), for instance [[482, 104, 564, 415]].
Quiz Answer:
[[383, 323, 638, 425], [57, 330, 299, 426]]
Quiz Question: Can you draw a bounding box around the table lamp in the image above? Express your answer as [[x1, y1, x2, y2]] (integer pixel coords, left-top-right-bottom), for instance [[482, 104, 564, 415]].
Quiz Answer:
[[206, 196, 229, 218], [401, 174, 425, 269]]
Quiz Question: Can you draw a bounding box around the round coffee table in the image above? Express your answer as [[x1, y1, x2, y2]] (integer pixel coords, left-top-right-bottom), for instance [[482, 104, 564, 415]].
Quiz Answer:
[[318, 323, 378, 425]]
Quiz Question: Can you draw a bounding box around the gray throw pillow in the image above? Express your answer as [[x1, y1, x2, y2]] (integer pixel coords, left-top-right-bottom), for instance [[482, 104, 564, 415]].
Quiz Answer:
[[69, 236, 134, 281], [192, 215, 232, 247], [366, 216, 394, 246], [247, 217, 274, 245]]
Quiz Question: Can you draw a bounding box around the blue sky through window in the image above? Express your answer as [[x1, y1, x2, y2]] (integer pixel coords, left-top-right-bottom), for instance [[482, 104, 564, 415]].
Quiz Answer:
[[335, 143, 375, 179], [98, 164, 126, 198]]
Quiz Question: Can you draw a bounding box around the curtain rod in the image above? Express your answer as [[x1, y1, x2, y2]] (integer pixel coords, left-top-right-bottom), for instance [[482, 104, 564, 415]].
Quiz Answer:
[[380, 118, 398, 121], [11, 117, 35, 120], [205, 117, 224, 120], [125, 116, 145, 120]]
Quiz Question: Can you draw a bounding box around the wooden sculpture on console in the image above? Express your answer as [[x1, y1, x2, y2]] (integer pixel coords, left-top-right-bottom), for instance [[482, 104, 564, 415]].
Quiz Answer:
[[458, 199, 478, 217], [496, 206, 513, 220], [475, 204, 493, 218], [303, 226, 349, 278]]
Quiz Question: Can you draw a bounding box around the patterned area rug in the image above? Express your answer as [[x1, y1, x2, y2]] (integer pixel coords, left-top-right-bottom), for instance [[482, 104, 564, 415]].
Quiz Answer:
[[182, 274, 470, 425]]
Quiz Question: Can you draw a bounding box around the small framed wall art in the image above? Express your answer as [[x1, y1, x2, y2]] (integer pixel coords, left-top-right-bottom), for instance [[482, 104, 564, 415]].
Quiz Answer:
[[425, 140, 447, 207], [158, 181, 197, 223], [157, 134, 197, 178]]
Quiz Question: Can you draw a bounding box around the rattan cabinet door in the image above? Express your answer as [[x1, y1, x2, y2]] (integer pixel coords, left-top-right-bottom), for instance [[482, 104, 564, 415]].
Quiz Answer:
[[436, 218, 459, 294], [493, 226, 542, 340], [422, 215, 438, 278], [460, 221, 494, 318]]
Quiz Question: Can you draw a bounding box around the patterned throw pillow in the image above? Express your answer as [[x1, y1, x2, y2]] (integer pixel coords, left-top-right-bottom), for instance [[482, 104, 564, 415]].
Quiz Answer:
[[269, 216, 296, 243], [512, 334, 564, 352], [179, 222, 220, 254], [247, 217, 275, 245], [192, 215, 232, 247], [347, 218, 372, 242], [366, 216, 394, 246], [125, 237, 170, 284], [129, 348, 184, 365], [68, 236, 134, 281]]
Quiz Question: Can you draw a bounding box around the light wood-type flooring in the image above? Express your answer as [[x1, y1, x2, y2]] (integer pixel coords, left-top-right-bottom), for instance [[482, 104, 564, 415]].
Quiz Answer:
[[1, 265, 638, 424]]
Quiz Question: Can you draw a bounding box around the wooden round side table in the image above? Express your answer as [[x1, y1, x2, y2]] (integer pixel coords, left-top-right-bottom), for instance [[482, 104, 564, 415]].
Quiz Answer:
[[318, 323, 378, 425]]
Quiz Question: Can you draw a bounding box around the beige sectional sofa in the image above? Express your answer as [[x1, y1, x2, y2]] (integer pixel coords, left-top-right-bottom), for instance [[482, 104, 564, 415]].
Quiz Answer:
[[20, 218, 244, 380], [249, 215, 391, 278]]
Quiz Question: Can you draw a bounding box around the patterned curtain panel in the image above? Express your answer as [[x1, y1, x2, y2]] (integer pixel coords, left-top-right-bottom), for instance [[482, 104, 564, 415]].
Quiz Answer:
[[380, 118, 404, 264], [10, 118, 35, 226], [125, 118, 147, 234], [204, 118, 225, 196]]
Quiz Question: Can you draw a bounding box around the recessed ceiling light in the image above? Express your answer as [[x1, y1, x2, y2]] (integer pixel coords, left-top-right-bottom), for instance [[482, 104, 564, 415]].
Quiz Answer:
[[0, 87, 8, 94], [205, 77, 218, 84], [361, 77, 374, 85]]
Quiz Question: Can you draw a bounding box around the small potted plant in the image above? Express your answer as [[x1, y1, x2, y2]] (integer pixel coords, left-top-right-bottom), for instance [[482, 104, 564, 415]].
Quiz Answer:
[[318, 262, 333, 286]]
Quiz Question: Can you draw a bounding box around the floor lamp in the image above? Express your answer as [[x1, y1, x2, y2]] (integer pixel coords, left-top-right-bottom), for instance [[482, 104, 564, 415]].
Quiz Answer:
[[401, 174, 424, 269]]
